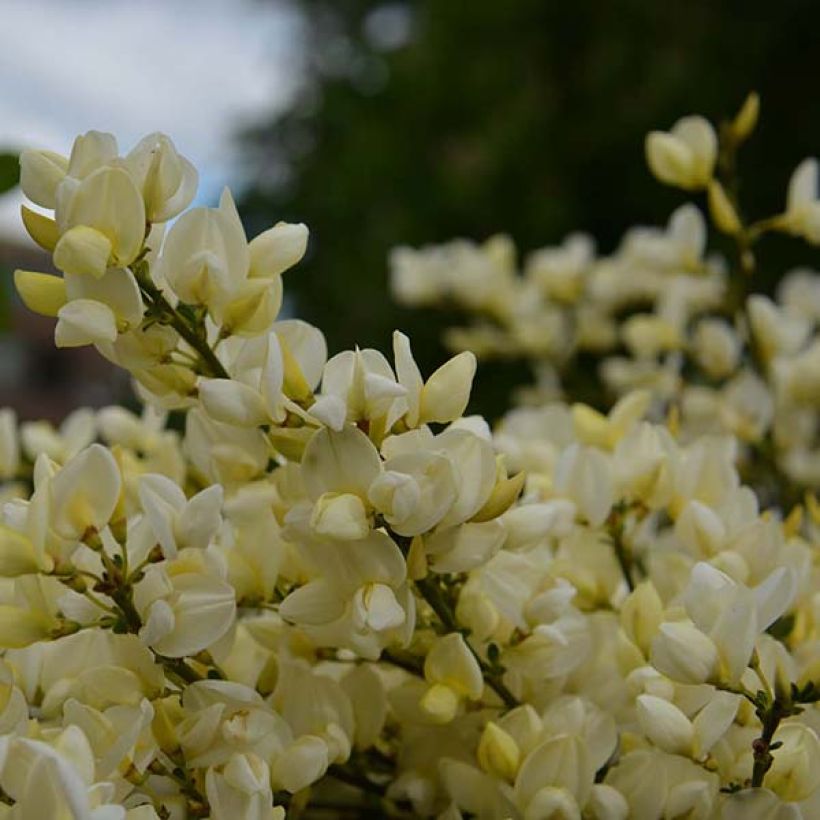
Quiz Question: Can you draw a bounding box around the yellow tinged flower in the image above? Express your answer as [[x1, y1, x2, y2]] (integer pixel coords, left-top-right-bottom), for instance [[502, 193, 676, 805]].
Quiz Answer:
[[60, 166, 146, 269], [20, 205, 59, 251], [418, 683, 460, 724], [50, 443, 122, 540], [478, 722, 520, 782], [471, 467, 526, 523], [18, 148, 68, 208], [53, 225, 113, 278], [0, 526, 52, 576], [0, 605, 54, 648], [221, 278, 283, 337], [249, 221, 308, 278], [13, 270, 68, 318], [645, 115, 717, 190]]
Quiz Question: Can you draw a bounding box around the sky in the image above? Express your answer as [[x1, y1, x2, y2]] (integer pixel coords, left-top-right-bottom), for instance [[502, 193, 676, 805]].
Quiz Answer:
[[0, 0, 301, 239]]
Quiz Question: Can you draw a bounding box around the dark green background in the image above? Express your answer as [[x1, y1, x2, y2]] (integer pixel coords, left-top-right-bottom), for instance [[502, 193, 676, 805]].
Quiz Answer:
[[0, 153, 20, 331], [238, 0, 820, 419]]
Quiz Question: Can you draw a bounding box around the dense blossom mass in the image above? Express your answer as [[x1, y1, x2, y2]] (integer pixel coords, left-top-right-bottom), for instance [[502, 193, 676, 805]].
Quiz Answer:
[[0, 95, 817, 819]]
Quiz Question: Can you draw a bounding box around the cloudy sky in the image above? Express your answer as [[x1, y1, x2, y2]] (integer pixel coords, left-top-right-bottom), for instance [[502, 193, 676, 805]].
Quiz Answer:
[[0, 0, 301, 238]]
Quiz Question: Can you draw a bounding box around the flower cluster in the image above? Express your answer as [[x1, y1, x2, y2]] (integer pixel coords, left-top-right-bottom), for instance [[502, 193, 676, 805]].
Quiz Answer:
[[0, 104, 817, 819], [391, 94, 820, 508]]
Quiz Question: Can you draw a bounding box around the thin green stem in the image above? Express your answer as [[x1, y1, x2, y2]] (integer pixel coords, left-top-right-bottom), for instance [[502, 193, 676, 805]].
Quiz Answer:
[[605, 507, 635, 592], [385, 526, 519, 710], [718, 682, 759, 708], [414, 575, 519, 709], [133, 261, 230, 379]]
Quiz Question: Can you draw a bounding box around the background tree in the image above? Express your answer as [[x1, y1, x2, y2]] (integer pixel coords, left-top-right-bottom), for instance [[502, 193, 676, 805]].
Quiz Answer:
[[0, 152, 19, 332], [224, 2, 820, 417]]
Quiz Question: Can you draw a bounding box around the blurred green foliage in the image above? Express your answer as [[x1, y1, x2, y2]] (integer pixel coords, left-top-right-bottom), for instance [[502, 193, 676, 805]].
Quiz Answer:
[[0, 152, 19, 331], [0, 153, 18, 196], [238, 0, 820, 420]]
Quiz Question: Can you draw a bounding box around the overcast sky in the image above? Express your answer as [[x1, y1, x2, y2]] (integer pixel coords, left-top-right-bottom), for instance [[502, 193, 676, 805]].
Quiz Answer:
[[0, 0, 300, 239]]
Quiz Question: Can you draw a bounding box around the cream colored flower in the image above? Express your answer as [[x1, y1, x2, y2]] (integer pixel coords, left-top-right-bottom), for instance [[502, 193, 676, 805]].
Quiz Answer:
[[645, 116, 717, 190]]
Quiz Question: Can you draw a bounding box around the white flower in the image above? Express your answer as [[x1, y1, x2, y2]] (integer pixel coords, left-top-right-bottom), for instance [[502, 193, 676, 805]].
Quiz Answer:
[[138, 473, 223, 558], [420, 633, 483, 723], [158, 188, 250, 310], [124, 132, 198, 222], [645, 116, 717, 190], [783, 158, 820, 243], [49, 444, 122, 541], [134, 559, 236, 658]]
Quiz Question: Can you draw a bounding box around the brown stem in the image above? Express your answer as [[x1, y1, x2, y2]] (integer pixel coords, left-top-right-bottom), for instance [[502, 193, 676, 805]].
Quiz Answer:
[[751, 699, 786, 788]]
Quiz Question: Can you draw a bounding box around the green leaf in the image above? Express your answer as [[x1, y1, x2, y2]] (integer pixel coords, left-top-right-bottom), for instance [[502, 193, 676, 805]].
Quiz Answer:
[[0, 152, 20, 195]]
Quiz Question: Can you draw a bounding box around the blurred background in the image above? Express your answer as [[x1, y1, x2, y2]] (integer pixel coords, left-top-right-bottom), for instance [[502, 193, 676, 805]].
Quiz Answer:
[[2, 0, 820, 421]]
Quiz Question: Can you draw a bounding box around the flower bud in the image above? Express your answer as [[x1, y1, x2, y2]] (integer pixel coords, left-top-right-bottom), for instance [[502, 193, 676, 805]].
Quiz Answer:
[[674, 500, 726, 557], [477, 721, 520, 782], [731, 92, 760, 143], [125, 132, 198, 222], [419, 351, 477, 425], [636, 695, 694, 756], [650, 621, 719, 684], [249, 222, 308, 278], [151, 695, 184, 753], [620, 582, 663, 657], [67, 130, 118, 178], [472, 467, 526, 523]]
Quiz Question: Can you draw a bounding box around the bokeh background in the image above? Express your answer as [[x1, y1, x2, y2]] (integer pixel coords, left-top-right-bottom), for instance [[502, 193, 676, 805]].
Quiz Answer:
[[2, 0, 820, 421]]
